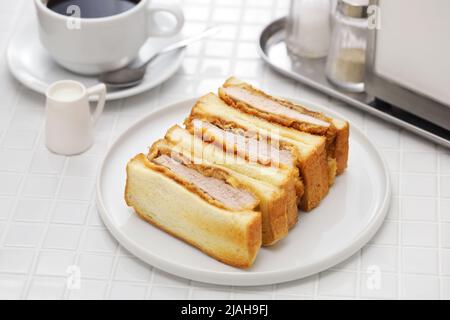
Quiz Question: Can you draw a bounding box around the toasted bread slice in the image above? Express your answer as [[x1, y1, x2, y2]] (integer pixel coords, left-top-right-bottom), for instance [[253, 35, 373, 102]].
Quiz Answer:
[[184, 118, 301, 176], [164, 125, 300, 227], [183, 118, 304, 226], [189, 93, 328, 211], [219, 77, 349, 174], [125, 154, 262, 268], [331, 118, 349, 174], [150, 139, 290, 245]]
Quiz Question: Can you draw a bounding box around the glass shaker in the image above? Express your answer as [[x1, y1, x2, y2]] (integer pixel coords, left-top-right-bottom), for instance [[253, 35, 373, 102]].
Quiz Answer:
[[286, 0, 332, 59], [326, 0, 369, 93]]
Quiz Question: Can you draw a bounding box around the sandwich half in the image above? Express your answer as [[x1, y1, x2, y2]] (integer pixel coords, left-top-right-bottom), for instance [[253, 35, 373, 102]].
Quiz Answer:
[[125, 153, 262, 268], [219, 77, 349, 175], [188, 93, 328, 211], [164, 125, 300, 228], [184, 118, 303, 224], [150, 139, 291, 245]]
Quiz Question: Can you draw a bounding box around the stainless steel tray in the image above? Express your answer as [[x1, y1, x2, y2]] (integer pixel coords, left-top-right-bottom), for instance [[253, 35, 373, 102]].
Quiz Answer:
[[258, 17, 450, 149]]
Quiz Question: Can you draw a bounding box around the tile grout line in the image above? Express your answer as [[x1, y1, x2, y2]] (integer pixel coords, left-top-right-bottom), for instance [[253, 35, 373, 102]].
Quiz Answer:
[[355, 103, 365, 300], [2, 0, 448, 300], [61, 189, 104, 299], [0, 48, 46, 298], [226, 0, 249, 301], [57, 127, 119, 299], [101, 99, 126, 300], [437, 145, 443, 299], [185, 0, 221, 300], [22, 103, 113, 298], [0, 0, 38, 255], [227, 0, 246, 84], [181, 1, 208, 97], [64, 99, 125, 299], [0, 0, 24, 143], [193, 0, 225, 96], [312, 273, 320, 300], [20, 124, 69, 299], [228, 0, 247, 300], [3, 268, 448, 283], [268, 0, 281, 302], [0, 86, 26, 245], [355, 249, 362, 299], [396, 130, 405, 299], [145, 266, 156, 299]]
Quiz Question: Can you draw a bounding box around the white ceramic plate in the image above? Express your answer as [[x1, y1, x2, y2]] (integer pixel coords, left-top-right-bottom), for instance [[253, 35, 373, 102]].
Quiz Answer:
[[6, 18, 185, 101], [97, 98, 391, 286]]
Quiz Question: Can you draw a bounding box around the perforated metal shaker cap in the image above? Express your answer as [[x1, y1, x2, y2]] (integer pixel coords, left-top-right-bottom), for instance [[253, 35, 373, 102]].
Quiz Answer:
[[338, 0, 369, 18]]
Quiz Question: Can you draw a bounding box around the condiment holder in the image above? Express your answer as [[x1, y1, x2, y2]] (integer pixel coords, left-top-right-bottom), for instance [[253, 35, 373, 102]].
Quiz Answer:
[[45, 80, 106, 155], [258, 1, 450, 147], [285, 0, 332, 58], [325, 0, 369, 92], [286, 0, 369, 93]]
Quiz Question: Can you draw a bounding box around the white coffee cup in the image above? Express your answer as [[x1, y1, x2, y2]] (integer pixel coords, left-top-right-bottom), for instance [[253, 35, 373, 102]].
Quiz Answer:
[[45, 80, 106, 155], [34, 0, 184, 75]]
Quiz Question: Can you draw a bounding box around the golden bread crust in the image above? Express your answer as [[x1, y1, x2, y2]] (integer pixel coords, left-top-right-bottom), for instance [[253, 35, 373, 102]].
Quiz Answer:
[[188, 95, 328, 211], [150, 140, 290, 246], [143, 153, 259, 211], [149, 142, 262, 209], [296, 140, 329, 211], [220, 77, 332, 136], [184, 115, 303, 226], [124, 76, 350, 268], [261, 190, 288, 245], [219, 77, 349, 177], [333, 120, 349, 175], [125, 154, 262, 268], [164, 125, 298, 201], [165, 125, 299, 239]]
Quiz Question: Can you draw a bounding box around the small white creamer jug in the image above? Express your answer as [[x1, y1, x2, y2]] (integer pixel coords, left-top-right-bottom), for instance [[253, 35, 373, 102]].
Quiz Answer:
[[45, 80, 106, 155]]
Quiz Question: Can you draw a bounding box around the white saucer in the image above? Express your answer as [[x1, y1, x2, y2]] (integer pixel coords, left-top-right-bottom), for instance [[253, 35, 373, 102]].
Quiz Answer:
[[6, 18, 185, 101], [96, 97, 391, 286]]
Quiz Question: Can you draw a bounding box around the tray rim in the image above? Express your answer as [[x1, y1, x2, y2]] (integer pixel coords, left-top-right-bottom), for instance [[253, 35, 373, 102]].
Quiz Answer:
[[258, 17, 450, 149]]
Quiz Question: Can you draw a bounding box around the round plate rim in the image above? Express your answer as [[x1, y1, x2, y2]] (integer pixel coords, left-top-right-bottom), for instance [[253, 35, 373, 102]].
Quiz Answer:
[[96, 97, 391, 286], [6, 19, 186, 101]]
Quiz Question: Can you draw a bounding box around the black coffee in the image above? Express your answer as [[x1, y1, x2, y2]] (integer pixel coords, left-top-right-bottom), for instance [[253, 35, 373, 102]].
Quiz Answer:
[[47, 0, 140, 18]]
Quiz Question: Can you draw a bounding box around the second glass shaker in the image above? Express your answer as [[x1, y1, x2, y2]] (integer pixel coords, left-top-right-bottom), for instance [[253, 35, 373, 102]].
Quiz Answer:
[[286, 0, 332, 59], [326, 0, 369, 93]]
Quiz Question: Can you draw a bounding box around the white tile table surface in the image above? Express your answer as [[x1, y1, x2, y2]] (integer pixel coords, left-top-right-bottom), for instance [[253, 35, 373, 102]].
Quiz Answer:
[[0, 0, 449, 300]]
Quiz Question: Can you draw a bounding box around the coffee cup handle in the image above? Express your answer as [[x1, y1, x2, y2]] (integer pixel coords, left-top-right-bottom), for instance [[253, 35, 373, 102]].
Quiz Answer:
[[147, 4, 185, 37], [87, 83, 106, 125]]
